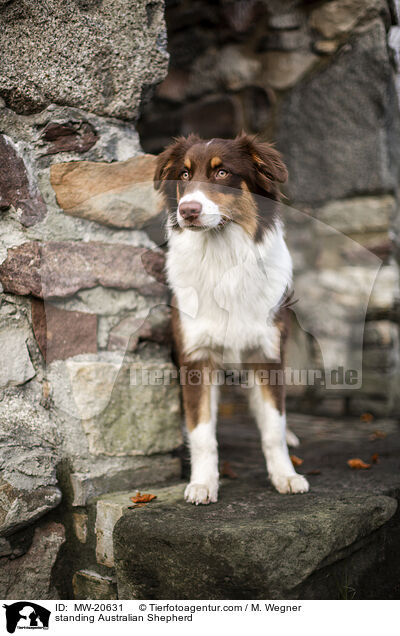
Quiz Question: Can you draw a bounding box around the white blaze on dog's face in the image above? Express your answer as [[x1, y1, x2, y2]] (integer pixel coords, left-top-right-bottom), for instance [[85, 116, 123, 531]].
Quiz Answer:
[[154, 133, 288, 240], [176, 189, 222, 230]]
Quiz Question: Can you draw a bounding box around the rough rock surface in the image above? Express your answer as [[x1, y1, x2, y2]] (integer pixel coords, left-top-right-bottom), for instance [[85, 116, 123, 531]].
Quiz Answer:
[[277, 20, 398, 204], [107, 305, 171, 352], [47, 286, 170, 352], [261, 51, 318, 90], [32, 299, 98, 363], [1, 104, 143, 164], [95, 494, 133, 567], [0, 241, 167, 298], [315, 195, 395, 234], [115, 485, 397, 599], [72, 570, 117, 601], [47, 349, 181, 456], [0, 391, 62, 535], [0, 522, 65, 599], [114, 410, 400, 599], [0, 0, 169, 119], [309, 0, 388, 39], [187, 46, 261, 96], [40, 121, 98, 156], [0, 327, 36, 388], [0, 134, 46, 226]]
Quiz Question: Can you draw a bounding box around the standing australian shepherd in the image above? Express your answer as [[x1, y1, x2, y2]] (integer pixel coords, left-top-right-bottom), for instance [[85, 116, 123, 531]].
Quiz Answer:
[[154, 134, 309, 505]]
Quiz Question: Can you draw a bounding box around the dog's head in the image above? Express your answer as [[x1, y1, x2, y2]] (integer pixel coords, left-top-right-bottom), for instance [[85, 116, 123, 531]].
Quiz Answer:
[[154, 134, 288, 239]]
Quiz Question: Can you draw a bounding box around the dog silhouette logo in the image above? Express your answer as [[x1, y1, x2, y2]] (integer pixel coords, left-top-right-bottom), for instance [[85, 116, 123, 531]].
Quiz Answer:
[[3, 602, 50, 633]]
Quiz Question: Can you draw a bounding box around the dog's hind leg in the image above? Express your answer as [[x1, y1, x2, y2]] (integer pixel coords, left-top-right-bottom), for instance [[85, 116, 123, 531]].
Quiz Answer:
[[182, 362, 220, 505], [248, 381, 309, 494]]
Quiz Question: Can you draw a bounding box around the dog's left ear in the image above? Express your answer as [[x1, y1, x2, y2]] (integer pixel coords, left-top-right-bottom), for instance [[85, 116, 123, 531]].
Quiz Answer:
[[154, 141, 179, 190], [236, 134, 288, 194]]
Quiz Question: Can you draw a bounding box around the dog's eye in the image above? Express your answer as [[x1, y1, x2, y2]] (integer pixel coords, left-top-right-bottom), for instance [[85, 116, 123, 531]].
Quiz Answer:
[[216, 169, 228, 178], [181, 170, 190, 180]]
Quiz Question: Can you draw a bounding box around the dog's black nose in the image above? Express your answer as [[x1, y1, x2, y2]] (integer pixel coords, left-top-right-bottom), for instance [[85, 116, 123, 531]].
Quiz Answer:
[[179, 200, 202, 220]]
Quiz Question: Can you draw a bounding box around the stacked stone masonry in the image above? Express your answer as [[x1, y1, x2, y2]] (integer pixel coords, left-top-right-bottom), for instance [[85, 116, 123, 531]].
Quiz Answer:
[[0, 0, 180, 599]]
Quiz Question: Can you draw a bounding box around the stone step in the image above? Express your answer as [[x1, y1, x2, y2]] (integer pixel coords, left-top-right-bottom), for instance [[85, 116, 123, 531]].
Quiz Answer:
[[110, 413, 400, 600]]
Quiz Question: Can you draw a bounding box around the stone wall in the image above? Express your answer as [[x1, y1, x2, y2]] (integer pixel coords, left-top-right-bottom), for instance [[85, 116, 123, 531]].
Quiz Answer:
[[139, 0, 400, 417], [0, 0, 181, 599]]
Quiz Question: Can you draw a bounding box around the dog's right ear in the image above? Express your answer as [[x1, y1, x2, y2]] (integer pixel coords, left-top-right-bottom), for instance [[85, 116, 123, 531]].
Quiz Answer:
[[154, 135, 200, 189]]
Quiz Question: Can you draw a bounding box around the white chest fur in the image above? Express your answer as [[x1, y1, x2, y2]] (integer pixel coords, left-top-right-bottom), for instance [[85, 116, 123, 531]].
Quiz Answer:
[[166, 222, 292, 364]]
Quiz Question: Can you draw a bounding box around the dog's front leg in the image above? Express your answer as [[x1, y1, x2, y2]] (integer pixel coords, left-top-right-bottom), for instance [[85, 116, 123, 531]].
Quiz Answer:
[[249, 382, 309, 495], [181, 362, 220, 505]]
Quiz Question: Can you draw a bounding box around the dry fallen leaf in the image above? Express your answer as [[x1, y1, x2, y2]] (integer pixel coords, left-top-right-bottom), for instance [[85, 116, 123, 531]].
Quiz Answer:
[[360, 412, 374, 423], [128, 503, 148, 509], [290, 455, 304, 467], [130, 492, 157, 504], [306, 469, 321, 476], [371, 453, 379, 464], [369, 430, 387, 441], [220, 461, 238, 479], [347, 458, 371, 470]]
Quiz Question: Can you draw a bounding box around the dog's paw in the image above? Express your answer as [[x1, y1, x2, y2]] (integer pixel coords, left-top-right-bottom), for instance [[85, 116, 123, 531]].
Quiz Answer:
[[270, 473, 309, 495], [184, 481, 218, 505], [286, 428, 300, 447]]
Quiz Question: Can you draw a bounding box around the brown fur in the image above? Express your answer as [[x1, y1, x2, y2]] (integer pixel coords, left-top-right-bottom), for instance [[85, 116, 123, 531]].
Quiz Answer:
[[210, 156, 222, 168], [171, 300, 213, 431]]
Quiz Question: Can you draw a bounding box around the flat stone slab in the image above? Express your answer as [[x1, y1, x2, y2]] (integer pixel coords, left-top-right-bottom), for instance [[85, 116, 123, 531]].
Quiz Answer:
[[0, 242, 166, 299], [113, 411, 400, 599], [50, 155, 160, 230]]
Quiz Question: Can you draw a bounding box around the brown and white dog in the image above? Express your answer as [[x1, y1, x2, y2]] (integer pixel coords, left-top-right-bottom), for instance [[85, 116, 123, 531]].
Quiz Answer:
[[154, 134, 309, 504]]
